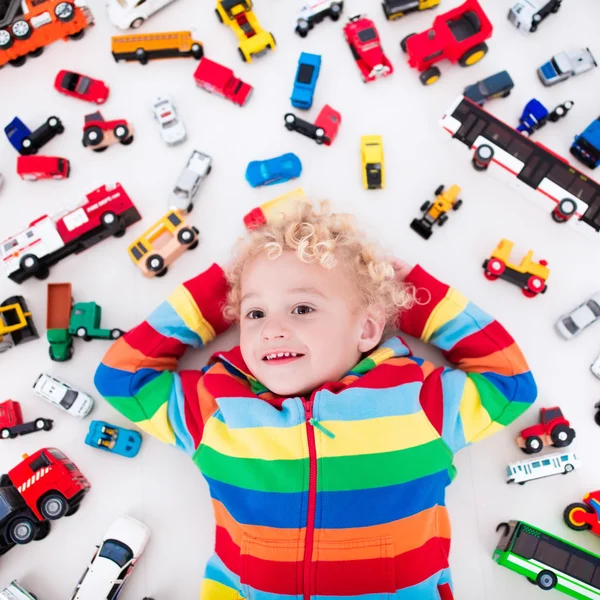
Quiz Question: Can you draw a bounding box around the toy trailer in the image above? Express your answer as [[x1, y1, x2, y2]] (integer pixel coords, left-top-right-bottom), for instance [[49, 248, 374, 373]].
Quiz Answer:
[[46, 283, 73, 361], [0, 296, 38, 353], [0, 400, 53, 440]]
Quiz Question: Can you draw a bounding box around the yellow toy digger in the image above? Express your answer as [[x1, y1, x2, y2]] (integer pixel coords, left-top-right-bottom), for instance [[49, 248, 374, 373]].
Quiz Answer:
[[0, 296, 39, 353], [483, 239, 549, 298], [410, 183, 463, 240]]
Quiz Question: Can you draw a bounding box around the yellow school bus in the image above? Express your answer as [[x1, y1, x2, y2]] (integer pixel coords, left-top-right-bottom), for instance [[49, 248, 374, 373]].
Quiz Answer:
[[111, 31, 204, 64]]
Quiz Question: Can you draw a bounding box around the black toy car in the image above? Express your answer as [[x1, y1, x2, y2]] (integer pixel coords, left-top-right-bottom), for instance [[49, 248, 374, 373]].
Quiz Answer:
[[20, 116, 64, 155], [464, 70, 514, 106], [284, 113, 328, 145]]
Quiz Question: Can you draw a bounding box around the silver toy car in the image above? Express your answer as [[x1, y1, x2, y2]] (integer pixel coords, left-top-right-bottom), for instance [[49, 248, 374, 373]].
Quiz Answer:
[[151, 96, 186, 145], [168, 150, 212, 213], [556, 293, 600, 339], [538, 48, 597, 86]]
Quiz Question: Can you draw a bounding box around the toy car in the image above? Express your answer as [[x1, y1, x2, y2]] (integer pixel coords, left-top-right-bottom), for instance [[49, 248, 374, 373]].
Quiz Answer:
[[400, 0, 493, 86], [564, 491, 600, 536], [506, 451, 581, 485], [193, 58, 253, 106], [296, 0, 342, 37], [245, 153, 302, 187], [4, 116, 64, 155], [314, 104, 342, 146], [410, 184, 463, 239], [32, 373, 94, 419], [17, 155, 70, 180], [291, 52, 321, 110], [463, 70, 514, 106], [168, 150, 212, 212], [382, 0, 439, 20], [571, 117, 600, 170], [538, 48, 597, 86], [361, 135, 384, 189], [70, 516, 150, 599], [54, 70, 109, 104], [483, 239, 549, 298], [516, 98, 573, 136], [215, 0, 275, 63], [508, 0, 561, 34], [107, 0, 178, 29], [516, 407, 575, 454], [85, 420, 142, 458], [151, 96, 186, 145], [82, 111, 134, 152], [284, 112, 327, 144], [343, 15, 392, 83], [0, 296, 38, 353], [0, 400, 53, 439], [556, 293, 600, 339]]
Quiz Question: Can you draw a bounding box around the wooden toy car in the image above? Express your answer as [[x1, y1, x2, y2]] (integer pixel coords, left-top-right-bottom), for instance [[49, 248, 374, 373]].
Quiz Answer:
[[517, 407, 575, 454], [111, 31, 203, 64], [54, 70, 109, 104], [246, 153, 302, 187], [556, 293, 600, 339], [360, 135, 384, 189], [401, 0, 493, 85], [151, 96, 186, 145], [464, 70, 514, 106], [82, 111, 134, 152], [85, 421, 142, 457], [4, 116, 64, 155], [169, 150, 212, 213], [193, 57, 253, 106], [296, 0, 342, 37], [107, 0, 178, 29], [33, 373, 94, 418], [0, 296, 38, 352], [506, 451, 581, 485], [508, 0, 561, 34], [127, 209, 199, 278], [564, 491, 600, 537], [538, 48, 597, 86], [410, 184, 463, 239], [284, 112, 327, 144], [483, 239, 549, 298], [17, 155, 70, 180], [0, 400, 53, 440], [382, 0, 440, 20], [343, 15, 392, 82], [215, 0, 275, 62], [291, 52, 321, 110]]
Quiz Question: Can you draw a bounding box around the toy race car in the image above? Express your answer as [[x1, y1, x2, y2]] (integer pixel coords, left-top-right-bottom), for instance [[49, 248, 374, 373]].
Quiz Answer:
[[361, 135, 384, 189], [17, 155, 70, 180], [564, 491, 600, 537], [483, 239, 549, 298], [290, 52, 321, 110], [4, 116, 64, 155], [193, 57, 253, 106], [245, 153, 302, 187], [410, 184, 462, 239], [508, 0, 561, 34], [54, 70, 110, 104], [343, 15, 392, 83], [516, 407, 575, 454], [382, 0, 440, 21], [168, 150, 212, 212], [151, 96, 186, 145], [464, 70, 514, 106], [82, 111, 134, 152], [401, 0, 492, 85], [538, 48, 597, 86], [296, 0, 342, 37], [85, 420, 142, 457], [556, 293, 600, 339]]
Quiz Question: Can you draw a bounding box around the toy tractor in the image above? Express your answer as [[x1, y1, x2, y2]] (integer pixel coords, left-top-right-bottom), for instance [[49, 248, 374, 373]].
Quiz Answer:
[[410, 184, 463, 239], [0, 296, 38, 353], [564, 491, 600, 537], [517, 406, 575, 453]]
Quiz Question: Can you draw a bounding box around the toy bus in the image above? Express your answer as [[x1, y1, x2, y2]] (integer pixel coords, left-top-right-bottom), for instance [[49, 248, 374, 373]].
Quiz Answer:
[[111, 30, 203, 64]]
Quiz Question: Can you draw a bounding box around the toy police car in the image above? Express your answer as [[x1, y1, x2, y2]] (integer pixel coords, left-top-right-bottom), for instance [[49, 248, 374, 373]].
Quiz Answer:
[[296, 1, 343, 37], [151, 96, 186, 145], [538, 48, 597, 86]]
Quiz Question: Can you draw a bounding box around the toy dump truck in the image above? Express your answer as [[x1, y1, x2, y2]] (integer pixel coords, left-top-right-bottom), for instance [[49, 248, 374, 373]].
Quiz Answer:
[[0, 296, 38, 353]]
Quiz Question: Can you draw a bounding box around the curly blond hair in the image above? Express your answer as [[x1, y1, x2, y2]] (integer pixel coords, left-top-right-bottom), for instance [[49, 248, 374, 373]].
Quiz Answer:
[[224, 199, 415, 325]]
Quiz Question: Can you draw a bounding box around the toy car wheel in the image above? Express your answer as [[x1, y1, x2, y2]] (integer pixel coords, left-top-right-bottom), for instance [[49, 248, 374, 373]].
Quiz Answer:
[[187, 227, 200, 250], [65, 503, 80, 517], [135, 48, 148, 64], [550, 424, 575, 447], [238, 47, 247, 62], [20, 254, 40, 274], [113, 125, 129, 141], [20, 137, 36, 153], [0, 428, 14, 439], [400, 33, 415, 53], [83, 126, 104, 147], [48, 117, 63, 133], [268, 34, 276, 50], [40, 493, 68, 520], [563, 503, 592, 531], [120, 135, 134, 146], [329, 3, 342, 20], [437, 214, 448, 226], [284, 113, 296, 130], [523, 435, 543, 453], [177, 227, 196, 246], [76, 327, 91, 341], [420, 66, 441, 86], [453, 199, 463, 211], [68, 29, 85, 40], [101, 211, 119, 230], [35, 419, 47, 430], [487, 258, 505, 277], [0, 29, 13, 50], [215, 7, 223, 22], [147, 255, 165, 274], [536, 571, 557, 590], [420, 201, 431, 212], [130, 17, 144, 28], [34, 520, 50, 540], [11, 20, 31, 40], [8, 517, 36, 544], [191, 43, 203, 59], [434, 185, 444, 196], [55, 1, 75, 22], [315, 128, 326, 144], [459, 43, 488, 67], [595, 409, 600, 427], [525, 275, 545, 296], [564, 463, 574, 473], [296, 19, 310, 37], [110, 329, 124, 339]]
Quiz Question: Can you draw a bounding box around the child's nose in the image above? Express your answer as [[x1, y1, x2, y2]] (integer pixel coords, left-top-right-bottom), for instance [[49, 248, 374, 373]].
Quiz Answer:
[[262, 319, 290, 341]]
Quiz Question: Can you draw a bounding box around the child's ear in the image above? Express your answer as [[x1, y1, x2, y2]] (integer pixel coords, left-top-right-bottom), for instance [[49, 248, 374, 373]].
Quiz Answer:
[[357, 305, 386, 353]]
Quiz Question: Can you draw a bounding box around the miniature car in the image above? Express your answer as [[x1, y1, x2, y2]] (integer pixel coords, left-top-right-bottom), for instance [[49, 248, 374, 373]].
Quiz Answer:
[[483, 239, 549, 298], [17, 156, 70, 180], [193, 58, 253, 106], [516, 98, 573, 136], [410, 184, 463, 239], [82, 111, 134, 152], [32, 373, 94, 419], [314, 104, 342, 146], [343, 15, 393, 83], [556, 293, 600, 339], [245, 153, 302, 187], [464, 70, 514, 106], [516, 407, 575, 454], [564, 491, 600, 537], [107, 0, 178, 29], [382, 0, 440, 20], [291, 52, 321, 110], [70, 516, 150, 599], [85, 420, 142, 458], [538, 48, 597, 86], [4, 116, 64, 155], [296, 0, 342, 37], [506, 451, 581, 485], [508, 0, 561, 34], [54, 70, 110, 104], [284, 113, 327, 145], [151, 96, 186, 145], [361, 135, 384, 189], [401, 0, 493, 85], [0, 399, 53, 440], [571, 117, 600, 170], [168, 150, 212, 212], [215, 0, 276, 63]]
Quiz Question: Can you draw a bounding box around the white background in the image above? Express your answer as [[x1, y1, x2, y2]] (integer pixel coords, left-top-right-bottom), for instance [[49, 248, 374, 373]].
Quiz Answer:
[[1, 0, 600, 598]]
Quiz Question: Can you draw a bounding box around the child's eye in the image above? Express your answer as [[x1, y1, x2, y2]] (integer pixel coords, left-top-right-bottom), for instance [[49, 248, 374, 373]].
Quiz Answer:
[[292, 305, 314, 315], [246, 309, 265, 319]]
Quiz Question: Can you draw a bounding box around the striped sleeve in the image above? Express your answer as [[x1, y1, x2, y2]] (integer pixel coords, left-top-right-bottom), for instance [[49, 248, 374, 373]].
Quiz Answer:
[[93, 263, 230, 455], [397, 265, 537, 454]]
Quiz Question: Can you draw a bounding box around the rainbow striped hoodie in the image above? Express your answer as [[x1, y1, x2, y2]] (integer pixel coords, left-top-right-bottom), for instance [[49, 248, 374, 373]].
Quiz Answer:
[[94, 263, 536, 600]]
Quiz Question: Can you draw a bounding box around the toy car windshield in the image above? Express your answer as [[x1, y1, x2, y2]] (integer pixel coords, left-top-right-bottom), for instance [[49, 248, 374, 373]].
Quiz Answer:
[[75, 77, 92, 94], [448, 10, 481, 42], [358, 28, 377, 42], [298, 64, 316, 83]]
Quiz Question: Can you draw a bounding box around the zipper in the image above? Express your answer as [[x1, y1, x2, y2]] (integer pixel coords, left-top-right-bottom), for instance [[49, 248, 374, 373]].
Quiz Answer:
[[302, 394, 318, 600]]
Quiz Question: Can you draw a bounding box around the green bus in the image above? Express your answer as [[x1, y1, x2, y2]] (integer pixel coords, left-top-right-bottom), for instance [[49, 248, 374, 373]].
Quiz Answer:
[[494, 520, 600, 598]]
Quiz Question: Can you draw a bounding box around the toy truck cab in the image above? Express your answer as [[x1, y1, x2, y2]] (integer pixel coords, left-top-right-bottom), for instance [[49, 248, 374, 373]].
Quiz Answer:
[[69, 303, 124, 341], [518, 407, 575, 453], [571, 118, 600, 170]]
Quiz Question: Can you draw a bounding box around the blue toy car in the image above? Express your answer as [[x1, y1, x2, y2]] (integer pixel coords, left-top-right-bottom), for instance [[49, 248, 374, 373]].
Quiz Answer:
[[85, 420, 142, 458], [571, 117, 600, 170], [4, 117, 32, 153], [290, 52, 321, 110], [517, 99, 549, 136], [245, 153, 303, 187], [464, 70, 514, 106]]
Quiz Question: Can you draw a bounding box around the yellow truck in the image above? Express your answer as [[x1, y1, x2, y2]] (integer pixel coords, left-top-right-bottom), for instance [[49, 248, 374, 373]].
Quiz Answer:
[[0, 296, 38, 353]]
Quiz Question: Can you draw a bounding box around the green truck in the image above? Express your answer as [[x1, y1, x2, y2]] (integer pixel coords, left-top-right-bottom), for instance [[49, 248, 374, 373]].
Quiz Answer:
[[46, 283, 125, 362]]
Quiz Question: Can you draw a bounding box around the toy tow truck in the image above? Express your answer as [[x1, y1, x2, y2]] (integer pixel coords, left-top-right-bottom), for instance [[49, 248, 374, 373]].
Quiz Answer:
[[47, 283, 124, 361], [564, 491, 600, 536], [0, 400, 53, 440], [517, 407, 575, 454], [483, 239, 549, 298], [382, 0, 440, 21], [410, 184, 463, 239], [0, 296, 38, 353]]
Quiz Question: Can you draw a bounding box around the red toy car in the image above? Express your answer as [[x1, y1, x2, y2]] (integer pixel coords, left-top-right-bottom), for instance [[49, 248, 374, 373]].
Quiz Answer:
[[54, 70, 110, 105], [400, 0, 493, 85], [314, 104, 342, 146], [0, 400, 53, 439], [193, 58, 253, 107], [82, 112, 134, 152], [17, 156, 70, 181], [517, 407, 575, 454], [564, 491, 600, 537], [343, 15, 393, 83]]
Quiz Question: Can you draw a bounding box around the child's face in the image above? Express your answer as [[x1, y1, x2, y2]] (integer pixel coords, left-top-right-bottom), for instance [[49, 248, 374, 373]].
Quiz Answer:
[[239, 251, 383, 397]]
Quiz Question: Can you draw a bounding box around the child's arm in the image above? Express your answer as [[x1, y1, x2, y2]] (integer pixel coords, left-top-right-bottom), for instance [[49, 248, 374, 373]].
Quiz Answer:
[[396, 265, 537, 454], [93, 263, 230, 456]]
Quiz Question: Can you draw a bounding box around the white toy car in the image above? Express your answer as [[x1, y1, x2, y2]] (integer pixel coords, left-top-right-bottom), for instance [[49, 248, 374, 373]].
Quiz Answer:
[[556, 293, 600, 339], [106, 0, 178, 30], [0, 581, 37, 600], [70, 516, 150, 600], [168, 150, 212, 213], [33, 373, 94, 419], [506, 451, 581, 485], [538, 48, 597, 86], [508, 0, 561, 34], [296, 1, 343, 37], [152, 96, 186, 146]]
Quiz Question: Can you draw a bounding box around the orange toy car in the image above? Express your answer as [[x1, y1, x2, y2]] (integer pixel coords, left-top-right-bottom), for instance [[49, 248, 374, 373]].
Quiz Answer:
[[410, 184, 463, 239]]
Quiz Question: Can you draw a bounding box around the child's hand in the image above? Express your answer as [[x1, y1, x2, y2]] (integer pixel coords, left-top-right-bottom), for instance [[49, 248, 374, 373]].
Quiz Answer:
[[384, 256, 413, 283]]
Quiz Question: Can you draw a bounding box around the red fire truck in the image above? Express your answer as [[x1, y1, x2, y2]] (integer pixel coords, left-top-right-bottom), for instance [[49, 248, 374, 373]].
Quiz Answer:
[[0, 182, 141, 283]]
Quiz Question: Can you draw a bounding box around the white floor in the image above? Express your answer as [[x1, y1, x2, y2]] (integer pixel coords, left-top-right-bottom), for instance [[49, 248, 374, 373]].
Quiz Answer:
[[1, 0, 600, 598]]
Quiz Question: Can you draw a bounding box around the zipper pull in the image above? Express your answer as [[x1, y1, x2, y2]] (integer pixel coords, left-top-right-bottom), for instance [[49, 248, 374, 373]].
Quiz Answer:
[[309, 418, 335, 439]]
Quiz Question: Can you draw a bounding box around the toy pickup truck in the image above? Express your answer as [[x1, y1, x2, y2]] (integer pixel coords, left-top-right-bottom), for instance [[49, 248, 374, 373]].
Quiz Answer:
[[538, 48, 597, 86]]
